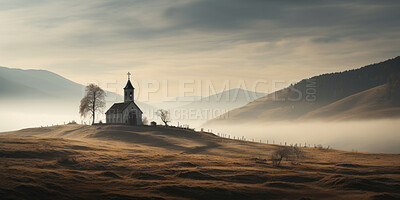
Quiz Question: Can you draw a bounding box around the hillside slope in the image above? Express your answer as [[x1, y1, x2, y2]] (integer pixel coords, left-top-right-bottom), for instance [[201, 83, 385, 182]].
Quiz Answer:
[[207, 57, 400, 124], [0, 125, 399, 199], [209, 87, 321, 123], [300, 84, 400, 120]]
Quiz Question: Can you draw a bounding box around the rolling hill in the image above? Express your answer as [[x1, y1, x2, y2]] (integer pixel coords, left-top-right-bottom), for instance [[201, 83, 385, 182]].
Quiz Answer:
[[300, 84, 400, 120], [0, 124, 399, 199], [207, 56, 400, 125]]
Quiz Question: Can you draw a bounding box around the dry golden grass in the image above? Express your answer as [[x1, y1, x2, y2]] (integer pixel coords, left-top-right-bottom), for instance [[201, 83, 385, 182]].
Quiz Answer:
[[301, 84, 400, 121], [0, 124, 399, 199]]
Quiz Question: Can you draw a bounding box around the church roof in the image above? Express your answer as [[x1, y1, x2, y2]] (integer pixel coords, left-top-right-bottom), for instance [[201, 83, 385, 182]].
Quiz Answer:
[[124, 80, 134, 89], [105, 101, 143, 114]]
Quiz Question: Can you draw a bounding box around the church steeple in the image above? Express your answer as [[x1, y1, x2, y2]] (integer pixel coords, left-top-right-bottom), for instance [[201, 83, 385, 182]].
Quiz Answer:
[[124, 72, 134, 102]]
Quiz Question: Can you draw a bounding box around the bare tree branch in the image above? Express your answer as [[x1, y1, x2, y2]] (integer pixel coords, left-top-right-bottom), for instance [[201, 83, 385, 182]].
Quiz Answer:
[[155, 109, 171, 127]]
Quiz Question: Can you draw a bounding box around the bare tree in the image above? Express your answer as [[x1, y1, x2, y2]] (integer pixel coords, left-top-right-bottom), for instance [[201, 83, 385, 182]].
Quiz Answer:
[[79, 84, 106, 125], [155, 109, 171, 126]]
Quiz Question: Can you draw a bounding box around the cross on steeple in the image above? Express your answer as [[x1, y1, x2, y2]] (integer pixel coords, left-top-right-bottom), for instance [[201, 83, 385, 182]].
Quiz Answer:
[[127, 72, 131, 80]]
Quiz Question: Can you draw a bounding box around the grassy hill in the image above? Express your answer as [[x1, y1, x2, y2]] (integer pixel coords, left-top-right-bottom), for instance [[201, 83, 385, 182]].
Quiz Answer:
[[0, 125, 399, 199], [207, 57, 400, 125], [300, 84, 400, 120]]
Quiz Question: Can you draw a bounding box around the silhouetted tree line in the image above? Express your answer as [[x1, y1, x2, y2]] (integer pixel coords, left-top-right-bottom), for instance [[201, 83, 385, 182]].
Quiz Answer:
[[293, 56, 400, 104]]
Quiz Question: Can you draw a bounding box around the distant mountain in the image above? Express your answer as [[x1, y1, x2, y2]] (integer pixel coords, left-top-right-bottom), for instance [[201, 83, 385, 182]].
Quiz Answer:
[[169, 88, 266, 127], [0, 76, 53, 99], [152, 96, 202, 110], [0, 67, 83, 101], [0, 66, 154, 102], [207, 56, 400, 124], [176, 88, 266, 111]]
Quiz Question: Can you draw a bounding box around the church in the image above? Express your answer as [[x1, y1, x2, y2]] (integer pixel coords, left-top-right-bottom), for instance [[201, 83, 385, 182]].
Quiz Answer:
[[105, 73, 143, 125]]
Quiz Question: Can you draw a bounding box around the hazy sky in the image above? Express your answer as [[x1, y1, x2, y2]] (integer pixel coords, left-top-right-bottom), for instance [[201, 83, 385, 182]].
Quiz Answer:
[[1, 0, 400, 99]]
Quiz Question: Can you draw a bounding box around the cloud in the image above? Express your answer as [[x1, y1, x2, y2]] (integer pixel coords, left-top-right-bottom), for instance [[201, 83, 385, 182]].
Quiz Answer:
[[0, 0, 400, 99], [3, 0, 399, 48], [164, 0, 400, 41]]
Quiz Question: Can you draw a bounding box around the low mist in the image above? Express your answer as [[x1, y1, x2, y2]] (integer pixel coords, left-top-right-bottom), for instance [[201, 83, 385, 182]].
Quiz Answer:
[[205, 119, 400, 154], [1, 100, 399, 154], [0, 100, 85, 132]]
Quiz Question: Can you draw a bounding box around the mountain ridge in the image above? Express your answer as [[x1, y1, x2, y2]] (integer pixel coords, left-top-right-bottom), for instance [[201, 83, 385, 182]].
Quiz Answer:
[[299, 84, 400, 120], [207, 56, 400, 125]]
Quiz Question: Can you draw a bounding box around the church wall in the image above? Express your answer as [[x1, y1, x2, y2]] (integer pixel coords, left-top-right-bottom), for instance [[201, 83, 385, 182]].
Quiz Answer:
[[117, 113, 123, 123], [106, 112, 123, 123], [106, 106, 142, 124], [122, 104, 143, 125], [137, 111, 143, 125]]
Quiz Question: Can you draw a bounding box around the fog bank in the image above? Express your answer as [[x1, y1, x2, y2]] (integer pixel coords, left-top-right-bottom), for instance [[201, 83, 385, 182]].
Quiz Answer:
[[1, 100, 399, 154], [205, 119, 400, 154], [0, 100, 86, 132]]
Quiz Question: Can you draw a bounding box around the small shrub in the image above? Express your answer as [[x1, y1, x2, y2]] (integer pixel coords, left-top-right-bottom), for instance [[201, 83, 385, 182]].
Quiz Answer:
[[271, 146, 303, 167], [292, 146, 303, 159], [68, 120, 77, 125], [150, 121, 157, 126], [271, 152, 283, 167], [271, 147, 289, 166]]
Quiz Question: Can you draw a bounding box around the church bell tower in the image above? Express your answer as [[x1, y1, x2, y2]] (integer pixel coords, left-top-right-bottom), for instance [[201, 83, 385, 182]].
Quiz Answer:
[[124, 72, 135, 102]]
